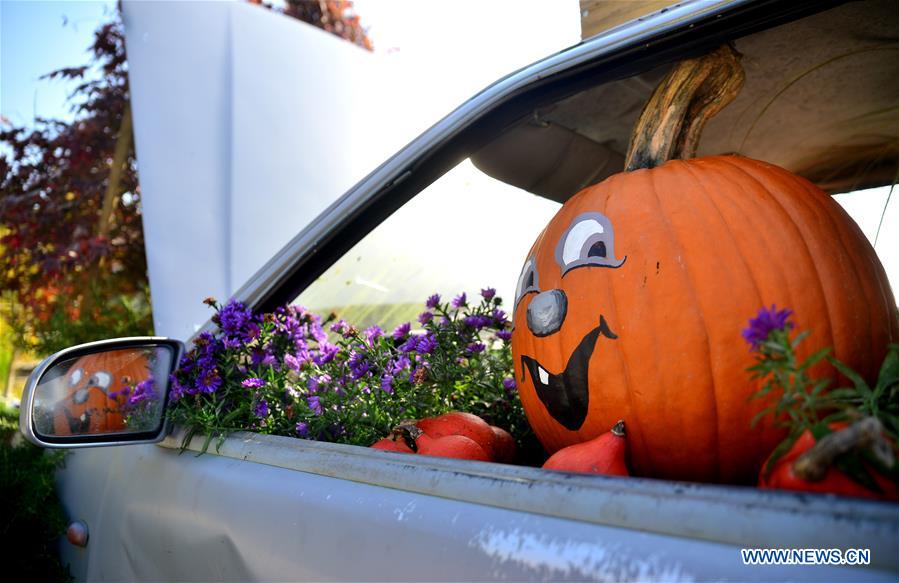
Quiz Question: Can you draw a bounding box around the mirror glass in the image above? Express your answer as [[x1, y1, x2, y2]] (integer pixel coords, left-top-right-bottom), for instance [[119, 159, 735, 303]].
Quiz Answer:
[[31, 345, 175, 438]]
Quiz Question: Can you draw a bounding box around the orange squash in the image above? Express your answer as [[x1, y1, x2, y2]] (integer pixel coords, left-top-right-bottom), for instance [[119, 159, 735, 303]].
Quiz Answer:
[[759, 421, 898, 501], [511, 46, 898, 483], [53, 349, 151, 435], [543, 420, 629, 476]]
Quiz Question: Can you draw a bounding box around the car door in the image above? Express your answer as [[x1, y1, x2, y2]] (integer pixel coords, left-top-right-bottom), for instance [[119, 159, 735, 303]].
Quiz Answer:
[[51, 0, 899, 580]]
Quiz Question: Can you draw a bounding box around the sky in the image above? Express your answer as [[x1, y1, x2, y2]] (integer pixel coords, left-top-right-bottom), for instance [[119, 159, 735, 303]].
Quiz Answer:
[[1, 0, 116, 126]]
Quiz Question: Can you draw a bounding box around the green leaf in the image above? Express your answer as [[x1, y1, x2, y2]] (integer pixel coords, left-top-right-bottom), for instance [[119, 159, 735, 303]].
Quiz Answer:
[[828, 356, 873, 398], [874, 348, 899, 401], [762, 432, 800, 479], [809, 423, 834, 441], [797, 347, 831, 372], [790, 330, 811, 349]]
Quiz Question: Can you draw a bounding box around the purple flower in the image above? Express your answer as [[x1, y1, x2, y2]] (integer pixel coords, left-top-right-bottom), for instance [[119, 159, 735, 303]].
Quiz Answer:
[[364, 325, 383, 347], [466, 342, 486, 355], [254, 400, 269, 418], [481, 287, 496, 300], [244, 322, 261, 342], [392, 322, 412, 340], [197, 369, 222, 394], [398, 335, 419, 354], [742, 305, 794, 350], [439, 316, 452, 328], [503, 377, 517, 392], [418, 311, 433, 325], [284, 353, 302, 371], [452, 292, 467, 308], [380, 374, 395, 394], [178, 355, 195, 374], [313, 342, 339, 365], [217, 300, 255, 340], [416, 333, 438, 354], [309, 323, 328, 343], [169, 374, 185, 401], [307, 374, 331, 393], [496, 330, 512, 342], [123, 378, 156, 408], [223, 336, 242, 350], [307, 395, 323, 416], [347, 351, 370, 380], [463, 315, 491, 330], [330, 319, 350, 335], [242, 377, 265, 389], [251, 348, 277, 368], [389, 356, 411, 375], [425, 294, 441, 309], [296, 422, 309, 438], [492, 308, 508, 327]]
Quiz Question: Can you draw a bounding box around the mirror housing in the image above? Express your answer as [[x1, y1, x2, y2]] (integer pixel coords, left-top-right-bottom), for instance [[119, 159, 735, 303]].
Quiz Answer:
[[19, 337, 184, 448]]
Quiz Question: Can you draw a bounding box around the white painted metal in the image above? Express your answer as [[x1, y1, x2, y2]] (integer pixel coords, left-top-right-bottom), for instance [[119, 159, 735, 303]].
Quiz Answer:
[[53, 433, 899, 581]]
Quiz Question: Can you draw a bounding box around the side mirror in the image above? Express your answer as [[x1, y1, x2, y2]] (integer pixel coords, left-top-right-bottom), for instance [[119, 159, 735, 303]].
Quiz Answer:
[[19, 338, 183, 448]]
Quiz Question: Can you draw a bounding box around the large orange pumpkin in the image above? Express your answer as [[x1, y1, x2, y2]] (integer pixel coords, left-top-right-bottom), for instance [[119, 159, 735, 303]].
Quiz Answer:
[[511, 46, 898, 484], [52, 349, 151, 436]]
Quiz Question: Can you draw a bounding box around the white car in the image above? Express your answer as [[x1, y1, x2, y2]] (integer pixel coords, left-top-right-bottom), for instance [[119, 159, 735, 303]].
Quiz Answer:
[[20, 0, 899, 580]]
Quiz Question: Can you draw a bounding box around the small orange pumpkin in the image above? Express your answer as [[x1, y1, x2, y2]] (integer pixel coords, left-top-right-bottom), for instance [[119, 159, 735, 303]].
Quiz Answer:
[[511, 46, 898, 483], [53, 350, 151, 435]]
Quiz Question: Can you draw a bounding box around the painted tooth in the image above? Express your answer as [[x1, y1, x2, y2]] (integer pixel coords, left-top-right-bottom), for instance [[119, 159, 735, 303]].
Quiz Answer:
[[538, 366, 550, 385]]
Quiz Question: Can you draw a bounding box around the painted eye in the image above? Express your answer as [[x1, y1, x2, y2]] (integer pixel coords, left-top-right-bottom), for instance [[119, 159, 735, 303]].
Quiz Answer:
[[87, 372, 112, 391], [514, 257, 540, 307], [68, 368, 84, 386], [555, 212, 626, 274]]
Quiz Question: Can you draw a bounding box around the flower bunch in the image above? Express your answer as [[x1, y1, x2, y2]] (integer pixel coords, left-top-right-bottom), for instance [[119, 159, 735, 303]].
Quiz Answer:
[[167, 289, 531, 453], [744, 305, 899, 477]]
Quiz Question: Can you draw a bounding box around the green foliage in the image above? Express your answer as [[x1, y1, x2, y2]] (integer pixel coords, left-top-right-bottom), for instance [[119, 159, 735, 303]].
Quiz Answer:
[[0, 403, 70, 582]]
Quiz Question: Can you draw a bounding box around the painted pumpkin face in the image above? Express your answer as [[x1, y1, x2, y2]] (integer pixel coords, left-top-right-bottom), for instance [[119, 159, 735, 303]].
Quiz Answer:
[[511, 155, 898, 484], [52, 350, 151, 435]]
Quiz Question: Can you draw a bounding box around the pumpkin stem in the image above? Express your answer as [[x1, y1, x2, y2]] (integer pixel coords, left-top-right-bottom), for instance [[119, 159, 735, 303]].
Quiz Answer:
[[393, 422, 424, 452], [792, 417, 894, 481], [624, 44, 745, 171], [610, 420, 626, 438]]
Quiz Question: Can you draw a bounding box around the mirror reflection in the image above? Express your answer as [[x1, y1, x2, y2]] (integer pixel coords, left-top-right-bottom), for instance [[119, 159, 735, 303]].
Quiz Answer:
[[32, 346, 174, 437]]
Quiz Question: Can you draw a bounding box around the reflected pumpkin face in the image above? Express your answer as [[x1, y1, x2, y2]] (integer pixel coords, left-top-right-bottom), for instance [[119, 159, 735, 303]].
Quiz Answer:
[[53, 351, 150, 435], [511, 155, 898, 483]]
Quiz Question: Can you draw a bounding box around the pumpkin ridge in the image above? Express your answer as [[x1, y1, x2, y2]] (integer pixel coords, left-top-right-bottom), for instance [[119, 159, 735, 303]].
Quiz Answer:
[[678, 159, 777, 481], [678, 158, 768, 309], [715, 156, 839, 361], [666, 161, 735, 480], [791, 167, 897, 352], [600, 175, 655, 474], [684, 158, 808, 464], [783, 167, 878, 367], [744, 158, 883, 370], [647, 162, 721, 480]]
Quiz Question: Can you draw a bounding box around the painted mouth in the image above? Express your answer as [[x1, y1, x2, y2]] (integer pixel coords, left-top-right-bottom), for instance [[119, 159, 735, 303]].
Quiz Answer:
[[520, 316, 617, 431]]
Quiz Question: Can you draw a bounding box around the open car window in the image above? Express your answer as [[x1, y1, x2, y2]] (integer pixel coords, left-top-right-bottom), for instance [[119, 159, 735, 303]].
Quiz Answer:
[[290, 0, 898, 319], [294, 159, 561, 329]]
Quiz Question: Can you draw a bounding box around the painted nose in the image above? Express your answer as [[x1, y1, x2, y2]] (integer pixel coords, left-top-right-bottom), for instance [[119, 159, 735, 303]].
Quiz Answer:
[[73, 388, 90, 405], [526, 289, 568, 337]]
